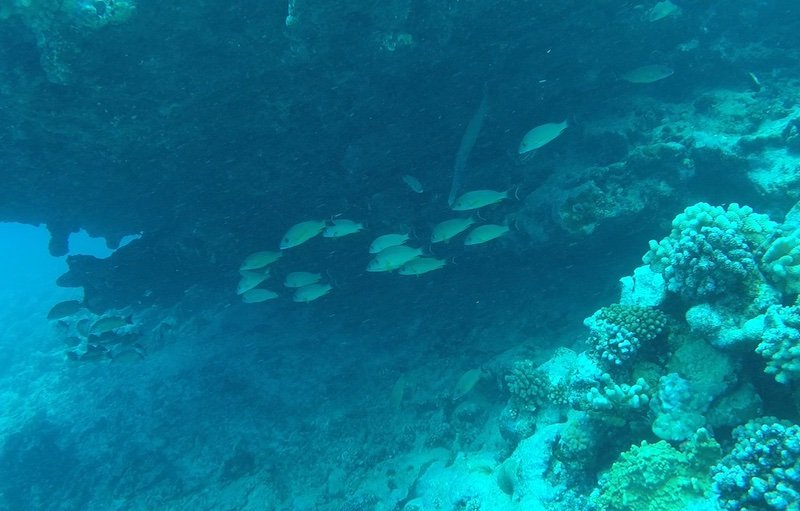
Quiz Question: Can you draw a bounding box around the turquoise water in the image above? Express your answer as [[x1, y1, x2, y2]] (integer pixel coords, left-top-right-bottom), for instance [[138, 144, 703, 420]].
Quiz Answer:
[[1, 1, 799, 510]]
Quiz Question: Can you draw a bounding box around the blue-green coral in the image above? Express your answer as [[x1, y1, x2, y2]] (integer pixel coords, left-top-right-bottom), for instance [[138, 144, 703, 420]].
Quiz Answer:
[[762, 230, 800, 295], [584, 304, 667, 367], [590, 429, 721, 511], [755, 304, 800, 384], [643, 203, 776, 300], [712, 418, 800, 511]]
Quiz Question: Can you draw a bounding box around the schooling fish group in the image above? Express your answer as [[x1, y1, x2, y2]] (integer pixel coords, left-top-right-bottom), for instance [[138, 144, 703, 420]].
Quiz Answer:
[[234, 184, 521, 305]]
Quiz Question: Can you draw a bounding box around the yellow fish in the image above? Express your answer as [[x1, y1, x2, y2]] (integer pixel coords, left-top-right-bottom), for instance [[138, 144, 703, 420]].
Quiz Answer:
[[431, 217, 476, 243], [280, 220, 326, 249], [367, 245, 423, 272], [237, 270, 270, 295], [464, 224, 510, 245], [283, 271, 322, 288], [90, 315, 133, 335], [241, 288, 279, 303], [451, 189, 511, 211], [369, 233, 410, 254], [518, 120, 568, 154], [46, 299, 83, 320], [240, 250, 282, 271], [398, 257, 446, 276], [323, 219, 363, 238], [293, 282, 333, 303], [621, 64, 674, 84]]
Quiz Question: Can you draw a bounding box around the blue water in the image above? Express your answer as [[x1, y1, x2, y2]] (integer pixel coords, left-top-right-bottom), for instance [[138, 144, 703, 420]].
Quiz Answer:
[[1, 1, 800, 510]]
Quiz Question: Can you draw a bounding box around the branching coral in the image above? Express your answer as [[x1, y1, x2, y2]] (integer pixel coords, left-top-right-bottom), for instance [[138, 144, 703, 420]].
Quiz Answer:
[[712, 417, 800, 511], [590, 428, 721, 511], [755, 304, 800, 384], [584, 304, 667, 367], [643, 202, 777, 300]]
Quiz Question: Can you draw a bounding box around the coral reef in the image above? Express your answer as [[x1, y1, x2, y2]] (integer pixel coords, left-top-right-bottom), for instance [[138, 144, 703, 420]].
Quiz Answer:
[[756, 304, 800, 384], [590, 429, 721, 511], [712, 418, 800, 511], [584, 304, 667, 367]]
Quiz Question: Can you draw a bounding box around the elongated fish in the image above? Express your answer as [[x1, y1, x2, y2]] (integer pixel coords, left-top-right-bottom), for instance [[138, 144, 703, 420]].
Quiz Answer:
[[401, 174, 424, 193], [89, 315, 133, 335], [450, 86, 490, 206]]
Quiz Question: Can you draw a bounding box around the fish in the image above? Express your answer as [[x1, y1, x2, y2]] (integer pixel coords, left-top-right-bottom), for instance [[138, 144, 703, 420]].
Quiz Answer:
[[111, 345, 146, 363], [453, 368, 483, 400], [450, 86, 490, 206], [369, 233, 410, 254], [401, 174, 424, 193], [431, 217, 476, 243], [283, 271, 322, 288], [63, 336, 82, 348], [464, 224, 510, 245], [398, 257, 447, 276], [241, 288, 279, 303], [621, 64, 674, 84], [240, 250, 282, 271], [293, 282, 333, 303], [80, 343, 110, 362], [518, 120, 568, 155], [239, 267, 270, 278], [280, 220, 326, 249], [367, 245, 424, 272], [237, 270, 270, 295], [323, 219, 364, 238], [450, 189, 511, 211], [647, 0, 681, 21], [390, 374, 406, 409], [76, 318, 92, 337], [46, 300, 83, 320], [89, 315, 133, 335]]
